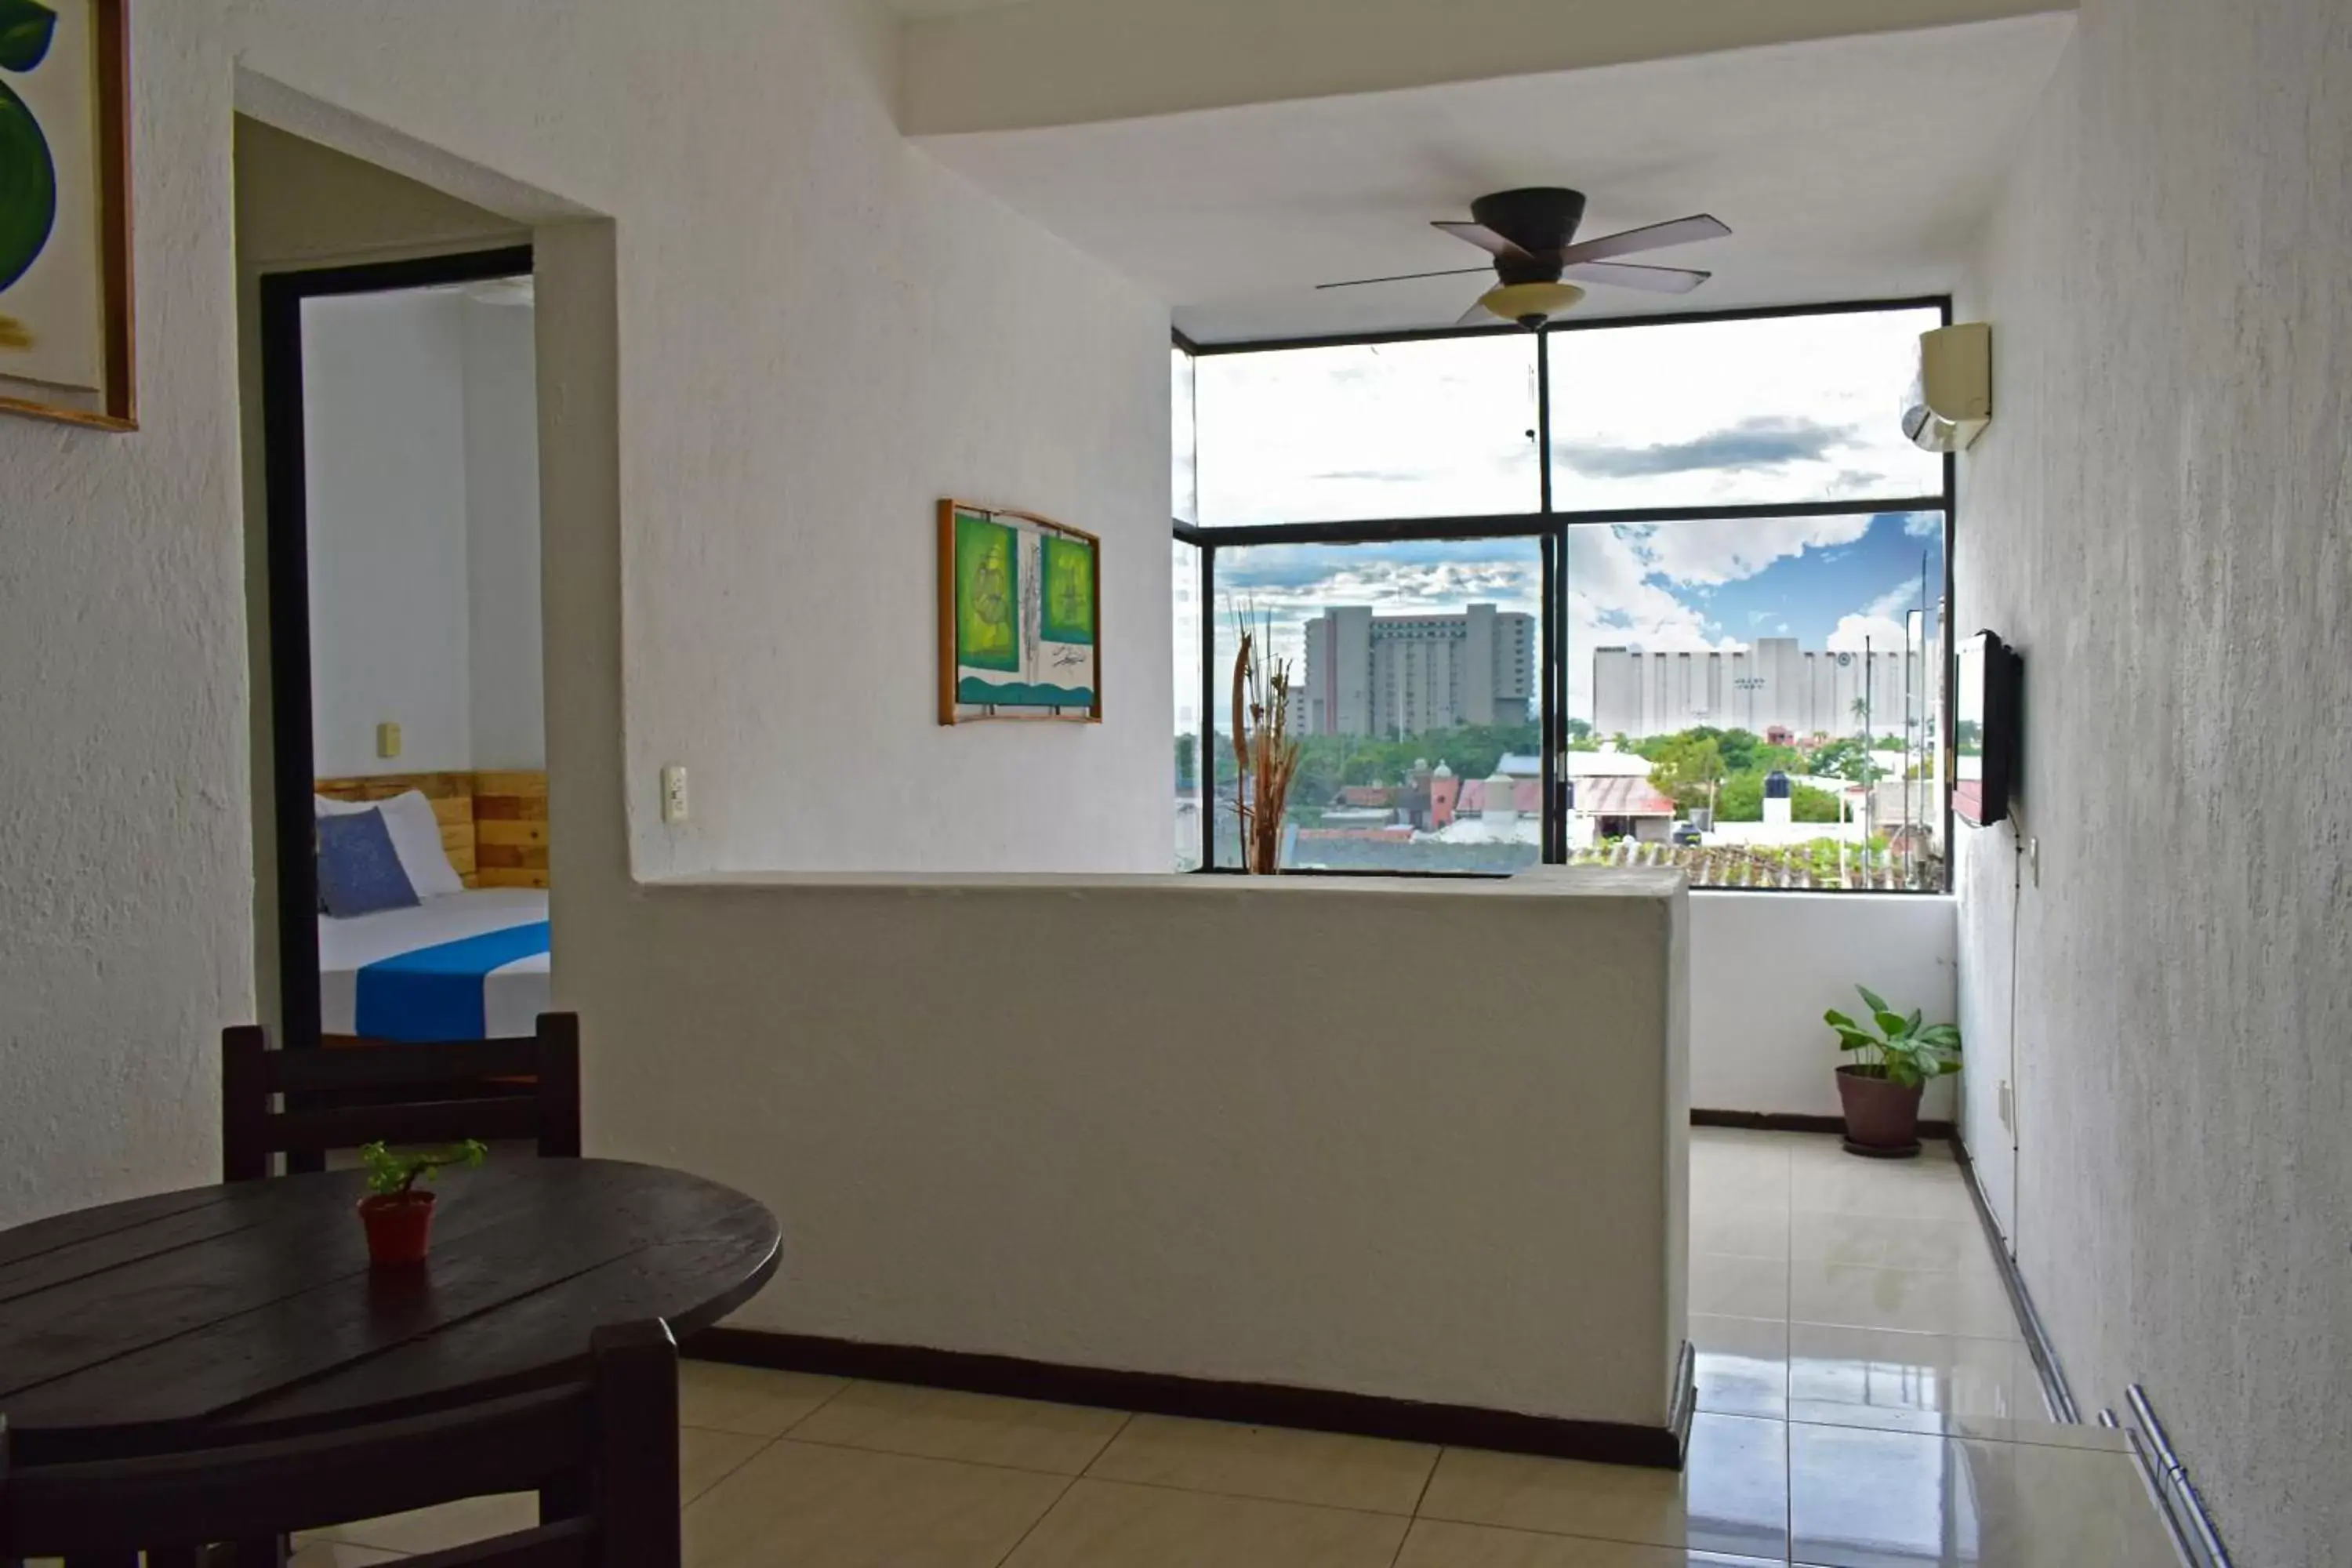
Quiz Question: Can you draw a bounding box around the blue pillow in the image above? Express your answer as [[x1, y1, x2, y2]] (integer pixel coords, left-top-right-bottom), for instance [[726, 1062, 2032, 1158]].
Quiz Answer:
[[317, 807, 422, 918]]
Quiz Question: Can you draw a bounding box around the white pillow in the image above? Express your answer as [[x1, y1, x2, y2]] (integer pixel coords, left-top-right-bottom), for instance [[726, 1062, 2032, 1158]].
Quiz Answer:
[[314, 789, 466, 898]]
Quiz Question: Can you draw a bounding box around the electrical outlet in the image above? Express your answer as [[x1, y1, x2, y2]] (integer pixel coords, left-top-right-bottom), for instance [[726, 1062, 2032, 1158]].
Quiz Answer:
[[376, 721, 401, 760], [660, 764, 689, 824], [2027, 837, 2041, 886]]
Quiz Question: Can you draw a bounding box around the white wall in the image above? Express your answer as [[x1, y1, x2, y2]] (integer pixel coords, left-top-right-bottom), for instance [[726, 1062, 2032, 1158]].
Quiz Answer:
[[461, 294, 544, 771], [601, 869, 1691, 1425], [0, 6, 246, 1225], [303, 287, 543, 779], [1689, 892, 1957, 1121], [303, 289, 477, 775], [1955, 0, 2351, 1559]]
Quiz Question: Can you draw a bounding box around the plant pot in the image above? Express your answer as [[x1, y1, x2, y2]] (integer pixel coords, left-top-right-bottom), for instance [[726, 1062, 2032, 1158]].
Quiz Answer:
[[358, 1192, 437, 1266], [1836, 1065, 1924, 1158]]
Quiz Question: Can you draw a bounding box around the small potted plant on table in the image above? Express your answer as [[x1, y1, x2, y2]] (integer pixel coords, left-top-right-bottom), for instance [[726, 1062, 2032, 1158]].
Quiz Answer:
[[358, 1139, 487, 1266], [1824, 985, 1962, 1158]]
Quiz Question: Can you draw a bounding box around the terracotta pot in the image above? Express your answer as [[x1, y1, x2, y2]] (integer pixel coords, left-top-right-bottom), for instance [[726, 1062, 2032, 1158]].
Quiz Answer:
[[359, 1192, 437, 1266], [1836, 1065, 1925, 1156]]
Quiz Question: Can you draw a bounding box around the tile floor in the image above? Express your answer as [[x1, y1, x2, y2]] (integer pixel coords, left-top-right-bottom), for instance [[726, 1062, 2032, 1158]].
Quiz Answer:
[[286, 1130, 2179, 1567]]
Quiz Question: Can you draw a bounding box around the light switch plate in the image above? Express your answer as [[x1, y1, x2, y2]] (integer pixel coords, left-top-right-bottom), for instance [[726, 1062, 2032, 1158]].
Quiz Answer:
[[660, 764, 689, 824], [376, 721, 401, 759]]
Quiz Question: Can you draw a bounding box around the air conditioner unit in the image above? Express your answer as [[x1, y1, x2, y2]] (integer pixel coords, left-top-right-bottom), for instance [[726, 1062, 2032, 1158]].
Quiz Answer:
[[1902, 322, 1991, 452]]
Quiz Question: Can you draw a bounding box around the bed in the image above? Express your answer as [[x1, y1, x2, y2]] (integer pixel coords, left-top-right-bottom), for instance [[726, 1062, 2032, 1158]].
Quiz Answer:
[[319, 887, 550, 1042], [314, 770, 551, 1043]]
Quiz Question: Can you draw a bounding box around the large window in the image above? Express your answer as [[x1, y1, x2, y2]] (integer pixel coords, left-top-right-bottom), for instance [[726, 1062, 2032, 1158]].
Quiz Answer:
[[1195, 336, 1540, 526], [1548, 309, 1944, 510], [1209, 539, 1544, 874], [1175, 301, 1952, 890]]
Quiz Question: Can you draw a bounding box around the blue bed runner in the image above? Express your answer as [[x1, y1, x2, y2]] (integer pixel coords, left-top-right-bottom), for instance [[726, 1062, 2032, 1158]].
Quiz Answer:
[[356, 921, 550, 1042]]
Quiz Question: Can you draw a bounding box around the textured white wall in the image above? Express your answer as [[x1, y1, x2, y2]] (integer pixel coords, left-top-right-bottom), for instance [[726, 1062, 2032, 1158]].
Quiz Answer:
[[460, 296, 544, 771], [303, 289, 477, 775], [596, 870, 1691, 1425], [1955, 1, 2351, 1560], [1689, 893, 1957, 1121], [0, 8, 245, 1228], [235, 0, 1174, 880]]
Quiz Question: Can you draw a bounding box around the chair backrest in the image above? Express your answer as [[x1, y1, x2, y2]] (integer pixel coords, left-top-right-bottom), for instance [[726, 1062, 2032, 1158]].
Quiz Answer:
[[0, 1320, 677, 1567], [221, 1012, 583, 1181]]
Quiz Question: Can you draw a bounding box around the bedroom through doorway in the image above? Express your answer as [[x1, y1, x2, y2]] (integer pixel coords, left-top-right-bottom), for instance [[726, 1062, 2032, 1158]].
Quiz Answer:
[[260, 242, 549, 1054]]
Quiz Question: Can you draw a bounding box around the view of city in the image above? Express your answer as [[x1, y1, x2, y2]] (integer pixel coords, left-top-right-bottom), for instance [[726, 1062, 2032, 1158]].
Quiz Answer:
[[1174, 307, 1951, 888]]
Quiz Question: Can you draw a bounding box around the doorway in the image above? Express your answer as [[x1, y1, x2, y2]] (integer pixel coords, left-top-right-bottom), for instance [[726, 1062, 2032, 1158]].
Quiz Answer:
[[260, 245, 546, 1049]]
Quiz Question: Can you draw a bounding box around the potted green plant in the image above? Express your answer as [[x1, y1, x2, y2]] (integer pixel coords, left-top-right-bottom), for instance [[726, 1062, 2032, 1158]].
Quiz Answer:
[[358, 1140, 486, 1265], [1824, 985, 1961, 1156]]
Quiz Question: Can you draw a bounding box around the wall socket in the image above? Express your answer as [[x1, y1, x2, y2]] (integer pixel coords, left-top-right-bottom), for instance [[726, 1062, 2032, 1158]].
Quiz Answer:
[[660, 764, 689, 824], [376, 721, 402, 760]]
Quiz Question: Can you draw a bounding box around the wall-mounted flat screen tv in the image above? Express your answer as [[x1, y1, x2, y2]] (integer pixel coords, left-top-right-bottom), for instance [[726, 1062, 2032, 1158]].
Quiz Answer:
[[1955, 630, 2021, 828]]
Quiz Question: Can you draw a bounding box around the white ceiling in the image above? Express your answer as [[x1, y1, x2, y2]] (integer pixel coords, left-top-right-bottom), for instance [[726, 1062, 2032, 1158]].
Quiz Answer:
[[916, 15, 2073, 342]]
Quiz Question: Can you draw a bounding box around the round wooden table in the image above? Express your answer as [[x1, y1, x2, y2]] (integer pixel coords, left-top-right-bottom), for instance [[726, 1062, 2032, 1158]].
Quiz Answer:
[[0, 1158, 780, 1465]]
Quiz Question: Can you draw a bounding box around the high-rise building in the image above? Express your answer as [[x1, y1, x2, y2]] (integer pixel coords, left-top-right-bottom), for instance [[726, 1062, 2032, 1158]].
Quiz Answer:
[[1298, 604, 1534, 736], [1592, 636, 1940, 740]]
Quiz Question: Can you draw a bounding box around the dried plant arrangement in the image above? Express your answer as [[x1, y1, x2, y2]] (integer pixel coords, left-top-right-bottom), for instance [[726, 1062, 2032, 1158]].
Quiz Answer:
[[1229, 608, 1302, 873]]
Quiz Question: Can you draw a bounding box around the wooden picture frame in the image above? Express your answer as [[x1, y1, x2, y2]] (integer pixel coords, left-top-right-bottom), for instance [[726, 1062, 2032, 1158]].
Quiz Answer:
[[0, 0, 135, 430], [937, 498, 1103, 725]]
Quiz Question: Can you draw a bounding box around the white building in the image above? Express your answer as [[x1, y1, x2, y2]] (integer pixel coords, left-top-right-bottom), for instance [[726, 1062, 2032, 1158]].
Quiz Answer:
[[1592, 635, 1940, 741], [1298, 604, 1534, 736]]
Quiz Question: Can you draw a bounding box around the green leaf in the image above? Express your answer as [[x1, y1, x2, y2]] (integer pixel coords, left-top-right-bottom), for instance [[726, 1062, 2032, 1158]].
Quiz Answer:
[[0, 0, 56, 74], [1906, 1008, 1922, 1035], [0, 76, 56, 292], [1832, 1029, 1878, 1051], [1856, 984, 1890, 1016], [1873, 1010, 1909, 1037], [1916, 1024, 1962, 1048], [1824, 1008, 1861, 1031]]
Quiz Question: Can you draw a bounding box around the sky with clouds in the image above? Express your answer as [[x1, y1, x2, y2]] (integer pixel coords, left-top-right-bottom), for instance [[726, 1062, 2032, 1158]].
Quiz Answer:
[[1178, 307, 1947, 728]]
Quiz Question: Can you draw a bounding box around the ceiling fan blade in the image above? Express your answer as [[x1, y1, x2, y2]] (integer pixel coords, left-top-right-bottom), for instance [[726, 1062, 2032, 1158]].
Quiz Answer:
[[1561, 260, 1711, 295], [1455, 296, 1499, 328], [1555, 214, 1730, 266], [1432, 220, 1534, 261], [1316, 265, 1495, 292]]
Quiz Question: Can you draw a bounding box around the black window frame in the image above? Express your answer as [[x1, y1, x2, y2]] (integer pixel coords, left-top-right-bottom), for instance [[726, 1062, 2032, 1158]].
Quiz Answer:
[[1174, 296, 1957, 890]]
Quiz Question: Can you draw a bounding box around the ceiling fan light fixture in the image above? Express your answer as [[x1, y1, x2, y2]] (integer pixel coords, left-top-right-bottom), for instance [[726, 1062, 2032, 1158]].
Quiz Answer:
[[1480, 280, 1585, 326]]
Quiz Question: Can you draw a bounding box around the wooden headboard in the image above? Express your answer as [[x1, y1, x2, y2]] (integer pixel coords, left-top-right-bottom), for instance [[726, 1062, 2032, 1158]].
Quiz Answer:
[[313, 769, 548, 890]]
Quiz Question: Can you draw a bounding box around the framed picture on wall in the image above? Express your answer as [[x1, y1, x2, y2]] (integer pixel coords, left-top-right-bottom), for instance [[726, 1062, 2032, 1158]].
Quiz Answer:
[[937, 499, 1102, 725], [0, 0, 135, 430]]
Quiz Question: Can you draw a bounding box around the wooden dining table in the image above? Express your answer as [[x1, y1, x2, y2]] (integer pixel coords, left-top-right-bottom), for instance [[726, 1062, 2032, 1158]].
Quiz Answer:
[[0, 1158, 780, 1467]]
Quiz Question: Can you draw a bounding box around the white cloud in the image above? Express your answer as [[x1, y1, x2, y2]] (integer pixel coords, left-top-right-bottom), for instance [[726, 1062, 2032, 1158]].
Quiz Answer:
[[1826, 579, 1933, 652], [1622, 513, 1875, 587], [1904, 513, 1944, 538]]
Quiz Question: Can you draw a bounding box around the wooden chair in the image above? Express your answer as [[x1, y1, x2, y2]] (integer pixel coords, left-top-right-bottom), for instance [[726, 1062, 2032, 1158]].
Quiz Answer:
[[220, 1012, 583, 1181], [0, 1319, 679, 1568]]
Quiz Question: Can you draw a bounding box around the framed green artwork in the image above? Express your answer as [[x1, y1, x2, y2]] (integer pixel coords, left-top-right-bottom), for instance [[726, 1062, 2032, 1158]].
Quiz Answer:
[[938, 499, 1101, 724], [0, 0, 134, 430]]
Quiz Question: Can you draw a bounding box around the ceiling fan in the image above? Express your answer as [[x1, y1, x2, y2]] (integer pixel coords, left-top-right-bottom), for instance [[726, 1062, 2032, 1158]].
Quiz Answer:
[[1318, 187, 1731, 329]]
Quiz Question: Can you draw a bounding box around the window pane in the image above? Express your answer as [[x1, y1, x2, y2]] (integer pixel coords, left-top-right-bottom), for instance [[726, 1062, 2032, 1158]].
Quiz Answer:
[[1565, 510, 1946, 890], [1172, 345, 1197, 524], [1173, 539, 1203, 870], [1548, 308, 1944, 510], [1196, 337, 1540, 526], [1210, 539, 1543, 873]]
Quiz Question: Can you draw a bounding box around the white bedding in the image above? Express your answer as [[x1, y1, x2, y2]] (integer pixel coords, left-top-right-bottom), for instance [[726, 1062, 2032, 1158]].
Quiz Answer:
[[319, 888, 550, 1039]]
